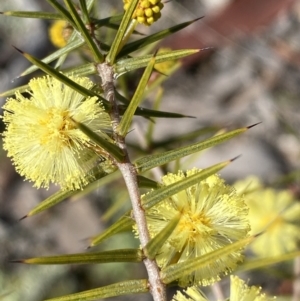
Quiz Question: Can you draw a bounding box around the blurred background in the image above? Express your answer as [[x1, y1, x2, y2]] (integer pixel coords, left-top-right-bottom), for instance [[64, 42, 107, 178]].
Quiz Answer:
[[0, 0, 300, 300]]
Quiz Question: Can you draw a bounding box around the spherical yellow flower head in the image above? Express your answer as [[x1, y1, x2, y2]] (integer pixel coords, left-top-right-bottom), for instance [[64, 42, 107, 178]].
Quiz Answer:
[[2, 76, 112, 190], [48, 20, 73, 48], [234, 176, 300, 257], [123, 0, 164, 26], [144, 169, 250, 286], [172, 287, 208, 301], [155, 48, 178, 75], [230, 275, 276, 301]]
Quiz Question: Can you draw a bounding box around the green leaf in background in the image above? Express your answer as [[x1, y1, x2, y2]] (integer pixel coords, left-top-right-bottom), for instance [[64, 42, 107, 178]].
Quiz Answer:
[[117, 55, 156, 136], [144, 214, 181, 259], [142, 160, 231, 210], [161, 236, 253, 285], [44, 279, 149, 301], [135, 125, 254, 173], [88, 211, 134, 248], [114, 49, 199, 76], [0, 11, 62, 19], [13, 249, 143, 264], [238, 250, 300, 272]]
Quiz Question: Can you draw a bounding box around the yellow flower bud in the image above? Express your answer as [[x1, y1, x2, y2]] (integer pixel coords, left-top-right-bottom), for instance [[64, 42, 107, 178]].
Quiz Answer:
[[123, 0, 164, 26]]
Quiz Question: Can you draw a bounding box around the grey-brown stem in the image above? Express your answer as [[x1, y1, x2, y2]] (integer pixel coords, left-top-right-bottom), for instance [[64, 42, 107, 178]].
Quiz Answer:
[[97, 63, 167, 301]]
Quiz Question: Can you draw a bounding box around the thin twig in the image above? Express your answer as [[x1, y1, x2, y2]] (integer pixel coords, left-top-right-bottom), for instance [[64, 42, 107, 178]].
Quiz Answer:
[[293, 257, 300, 301], [97, 63, 167, 301]]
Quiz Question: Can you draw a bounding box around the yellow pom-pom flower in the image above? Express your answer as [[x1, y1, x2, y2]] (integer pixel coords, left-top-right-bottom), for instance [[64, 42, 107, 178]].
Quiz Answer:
[[234, 176, 300, 257], [2, 76, 112, 190], [143, 169, 250, 286], [123, 0, 164, 26], [230, 275, 276, 301], [171, 276, 276, 301], [48, 20, 72, 48], [172, 286, 208, 301]]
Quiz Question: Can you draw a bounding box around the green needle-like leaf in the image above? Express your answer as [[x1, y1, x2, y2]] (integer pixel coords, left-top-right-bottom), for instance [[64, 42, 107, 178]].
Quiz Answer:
[[118, 105, 193, 118], [89, 212, 134, 248], [14, 48, 109, 106], [86, 0, 96, 11], [71, 170, 121, 202], [161, 236, 254, 284], [142, 160, 231, 210], [118, 56, 156, 136], [73, 120, 125, 162], [137, 175, 159, 189], [115, 49, 199, 76], [14, 249, 143, 264], [2, 11, 62, 19], [46, 0, 75, 27], [19, 189, 76, 220], [118, 17, 203, 57], [20, 38, 85, 77], [93, 14, 123, 28], [150, 127, 218, 149], [0, 84, 29, 98], [63, 62, 97, 77], [79, 0, 90, 23], [44, 279, 149, 301], [135, 126, 251, 173], [20, 169, 115, 219], [1, 63, 97, 98], [54, 30, 79, 69], [64, 0, 104, 62], [106, 0, 139, 64], [144, 214, 181, 259]]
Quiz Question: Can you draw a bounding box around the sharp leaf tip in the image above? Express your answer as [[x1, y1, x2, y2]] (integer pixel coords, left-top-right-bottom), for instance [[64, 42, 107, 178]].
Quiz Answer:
[[9, 259, 24, 263], [247, 122, 262, 129], [19, 215, 27, 221], [230, 155, 242, 162], [12, 46, 24, 54]]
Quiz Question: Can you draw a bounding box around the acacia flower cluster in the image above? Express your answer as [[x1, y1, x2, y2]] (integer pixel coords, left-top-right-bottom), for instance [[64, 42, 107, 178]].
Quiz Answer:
[[172, 276, 276, 301], [172, 286, 207, 301], [229, 275, 276, 301], [2, 75, 112, 191], [142, 168, 250, 286], [123, 0, 164, 26], [234, 176, 300, 257]]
